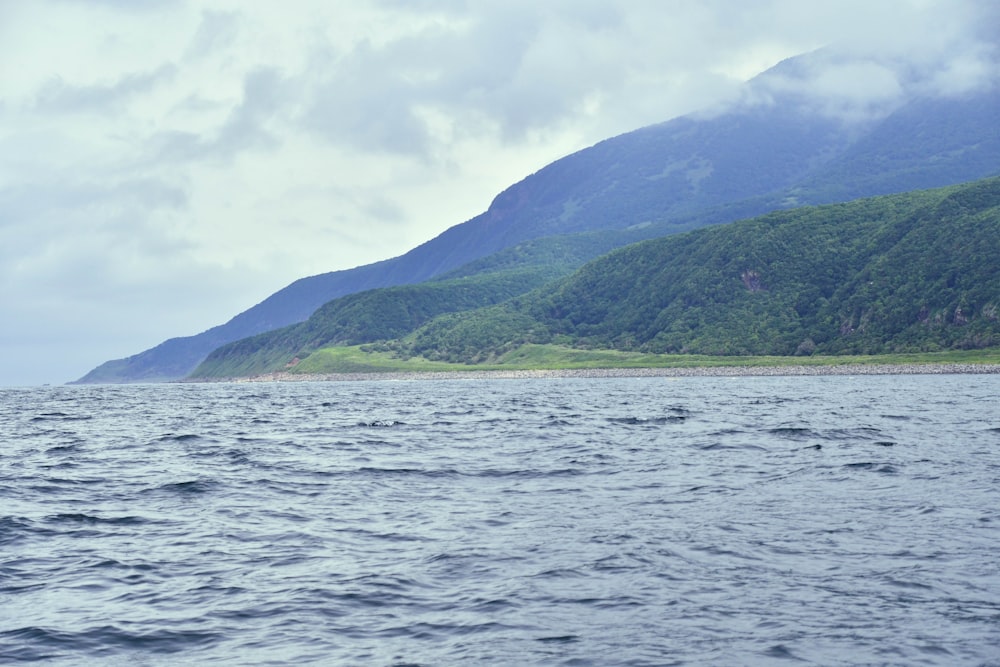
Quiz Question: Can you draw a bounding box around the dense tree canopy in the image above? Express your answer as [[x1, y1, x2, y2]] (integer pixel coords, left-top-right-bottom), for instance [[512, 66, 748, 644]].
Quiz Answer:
[[194, 177, 1000, 377]]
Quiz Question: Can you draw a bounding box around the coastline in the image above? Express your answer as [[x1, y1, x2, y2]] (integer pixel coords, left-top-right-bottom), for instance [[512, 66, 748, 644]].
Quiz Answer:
[[220, 363, 1000, 383]]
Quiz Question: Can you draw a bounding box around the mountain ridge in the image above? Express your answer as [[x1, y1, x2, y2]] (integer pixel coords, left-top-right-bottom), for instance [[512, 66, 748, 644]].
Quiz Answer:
[[269, 176, 999, 375], [75, 49, 1000, 383]]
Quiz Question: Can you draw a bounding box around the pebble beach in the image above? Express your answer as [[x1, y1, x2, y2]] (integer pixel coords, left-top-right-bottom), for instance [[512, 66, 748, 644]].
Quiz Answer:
[[229, 363, 1000, 383]]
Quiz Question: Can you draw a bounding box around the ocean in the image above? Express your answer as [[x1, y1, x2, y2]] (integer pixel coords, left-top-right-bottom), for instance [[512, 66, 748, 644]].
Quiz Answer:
[[2, 375, 998, 665]]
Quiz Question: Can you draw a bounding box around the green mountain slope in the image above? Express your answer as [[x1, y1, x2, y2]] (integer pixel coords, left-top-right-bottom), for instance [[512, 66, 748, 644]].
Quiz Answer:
[[190, 270, 547, 379], [197, 177, 1000, 376], [76, 47, 1000, 383], [191, 226, 671, 378], [393, 177, 1000, 362]]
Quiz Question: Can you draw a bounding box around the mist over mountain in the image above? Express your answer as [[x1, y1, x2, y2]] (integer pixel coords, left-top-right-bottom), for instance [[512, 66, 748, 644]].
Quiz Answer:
[[76, 47, 1000, 383]]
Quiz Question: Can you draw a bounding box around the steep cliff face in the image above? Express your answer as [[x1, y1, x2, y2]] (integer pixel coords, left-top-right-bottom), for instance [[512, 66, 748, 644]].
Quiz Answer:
[[76, 52, 1000, 383]]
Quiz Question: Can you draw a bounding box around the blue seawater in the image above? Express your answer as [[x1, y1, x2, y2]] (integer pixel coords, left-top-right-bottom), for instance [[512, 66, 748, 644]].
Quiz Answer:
[[1, 375, 998, 665]]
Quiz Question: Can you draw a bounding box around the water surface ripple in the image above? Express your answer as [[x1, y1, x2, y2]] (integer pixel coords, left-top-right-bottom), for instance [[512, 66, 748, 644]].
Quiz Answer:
[[1, 375, 999, 665]]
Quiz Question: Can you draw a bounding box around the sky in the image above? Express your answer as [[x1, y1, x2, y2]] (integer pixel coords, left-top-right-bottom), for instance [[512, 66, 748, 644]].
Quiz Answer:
[[1, 0, 997, 386]]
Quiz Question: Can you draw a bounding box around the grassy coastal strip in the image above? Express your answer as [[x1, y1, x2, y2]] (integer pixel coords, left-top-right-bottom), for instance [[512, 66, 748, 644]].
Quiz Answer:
[[245, 343, 1000, 378]]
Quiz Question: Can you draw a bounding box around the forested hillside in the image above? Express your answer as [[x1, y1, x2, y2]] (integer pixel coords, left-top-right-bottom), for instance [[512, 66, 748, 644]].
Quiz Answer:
[[76, 47, 1000, 383], [190, 227, 667, 378], [193, 177, 1000, 377], [399, 178, 1000, 362]]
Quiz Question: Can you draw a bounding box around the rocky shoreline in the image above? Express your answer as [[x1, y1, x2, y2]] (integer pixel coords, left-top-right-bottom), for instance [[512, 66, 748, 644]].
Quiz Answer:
[[222, 363, 1000, 383]]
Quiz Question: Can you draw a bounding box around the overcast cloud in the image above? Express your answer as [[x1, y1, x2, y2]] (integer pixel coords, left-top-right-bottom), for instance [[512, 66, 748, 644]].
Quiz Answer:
[[1, 0, 996, 385]]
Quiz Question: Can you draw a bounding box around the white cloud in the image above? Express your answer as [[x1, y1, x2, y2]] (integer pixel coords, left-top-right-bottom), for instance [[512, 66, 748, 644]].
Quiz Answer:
[[0, 0, 995, 385], [33, 64, 178, 114]]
